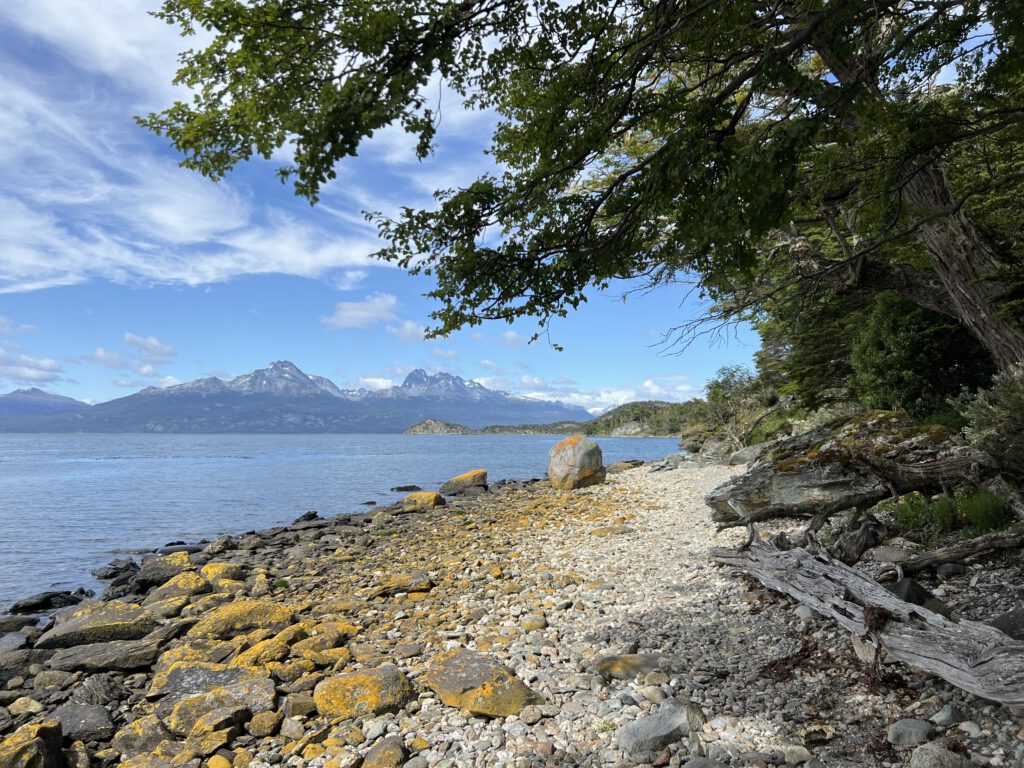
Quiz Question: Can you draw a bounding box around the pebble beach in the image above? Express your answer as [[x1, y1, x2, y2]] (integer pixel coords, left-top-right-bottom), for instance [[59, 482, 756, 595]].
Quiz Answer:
[[2, 461, 1023, 768]]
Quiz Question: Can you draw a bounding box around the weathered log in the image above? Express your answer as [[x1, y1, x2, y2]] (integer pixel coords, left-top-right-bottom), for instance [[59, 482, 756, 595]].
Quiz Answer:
[[710, 541, 1024, 706], [876, 527, 1024, 582]]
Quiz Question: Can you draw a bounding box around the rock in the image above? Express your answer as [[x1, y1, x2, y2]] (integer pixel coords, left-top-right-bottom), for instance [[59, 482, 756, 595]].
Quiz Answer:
[[8, 591, 84, 615], [957, 721, 982, 738], [143, 571, 211, 604], [8, 697, 43, 716], [372, 570, 434, 597], [34, 601, 159, 649], [31, 670, 72, 689], [199, 562, 249, 585], [421, 648, 543, 717], [440, 469, 488, 496], [794, 605, 819, 621], [400, 492, 446, 511], [208, 756, 232, 768], [871, 545, 910, 563], [520, 704, 543, 725], [596, 653, 667, 681], [935, 563, 966, 578], [681, 761, 729, 768], [111, 714, 172, 758], [186, 599, 295, 639], [136, 552, 192, 589], [51, 703, 114, 742], [616, 699, 704, 755], [521, 614, 547, 631], [607, 459, 644, 473], [70, 673, 128, 706], [988, 608, 1024, 641], [48, 636, 161, 672], [783, 744, 813, 764], [91, 558, 138, 581], [590, 525, 634, 536], [0, 634, 26, 653], [0, 720, 63, 768], [247, 710, 281, 737], [148, 662, 276, 736], [548, 435, 605, 490], [728, 444, 767, 466], [887, 718, 935, 747], [930, 704, 963, 727], [908, 741, 971, 768], [390, 485, 422, 492], [313, 664, 413, 719], [362, 735, 406, 768], [0, 617, 37, 634]]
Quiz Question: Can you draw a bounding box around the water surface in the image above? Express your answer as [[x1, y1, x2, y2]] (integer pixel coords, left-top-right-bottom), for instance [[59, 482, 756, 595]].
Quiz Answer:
[[0, 433, 677, 609]]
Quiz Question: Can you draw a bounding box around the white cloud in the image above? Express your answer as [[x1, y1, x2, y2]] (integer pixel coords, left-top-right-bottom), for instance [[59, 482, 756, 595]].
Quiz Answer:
[[158, 375, 180, 388], [521, 374, 547, 387], [0, 350, 62, 383], [321, 292, 399, 329], [86, 347, 134, 370], [472, 376, 514, 392], [641, 379, 666, 397], [329, 270, 369, 291], [124, 332, 176, 360], [358, 376, 394, 390], [499, 330, 524, 347], [386, 320, 426, 342], [0, 316, 36, 334], [431, 348, 457, 359]]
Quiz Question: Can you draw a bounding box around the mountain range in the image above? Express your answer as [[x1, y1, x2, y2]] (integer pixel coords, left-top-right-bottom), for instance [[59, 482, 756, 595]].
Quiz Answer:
[[0, 361, 591, 433]]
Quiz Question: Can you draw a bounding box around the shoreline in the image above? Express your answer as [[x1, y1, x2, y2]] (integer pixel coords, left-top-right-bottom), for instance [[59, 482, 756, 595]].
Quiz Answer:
[[2, 462, 1022, 767]]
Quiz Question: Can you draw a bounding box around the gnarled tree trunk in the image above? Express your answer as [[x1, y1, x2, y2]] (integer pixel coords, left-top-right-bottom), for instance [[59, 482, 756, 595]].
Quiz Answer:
[[902, 164, 1024, 372]]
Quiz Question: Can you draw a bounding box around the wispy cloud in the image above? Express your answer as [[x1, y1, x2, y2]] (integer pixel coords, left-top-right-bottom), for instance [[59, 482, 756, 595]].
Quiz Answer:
[[321, 292, 399, 329], [0, 316, 36, 334], [124, 332, 176, 360], [431, 348, 457, 359], [386, 320, 426, 342], [0, 349, 62, 383], [499, 331, 524, 348]]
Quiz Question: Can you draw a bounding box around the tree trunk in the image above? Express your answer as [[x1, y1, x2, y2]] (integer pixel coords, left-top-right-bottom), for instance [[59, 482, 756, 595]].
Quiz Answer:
[[902, 164, 1024, 371]]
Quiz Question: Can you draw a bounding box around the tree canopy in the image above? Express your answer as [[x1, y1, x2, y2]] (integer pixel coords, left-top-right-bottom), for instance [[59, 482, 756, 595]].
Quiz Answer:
[[144, 0, 1024, 367]]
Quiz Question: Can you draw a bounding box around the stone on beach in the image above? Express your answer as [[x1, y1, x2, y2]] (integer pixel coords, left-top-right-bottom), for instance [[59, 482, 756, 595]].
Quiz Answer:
[[616, 699, 704, 755], [440, 469, 488, 496], [34, 600, 159, 649], [313, 664, 413, 719], [548, 435, 606, 490], [422, 648, 543, 717], [0, 720, 63, 768], [400, 491, 446, 511], [186, 599, 295, 639], [47, 635, 161, 672]]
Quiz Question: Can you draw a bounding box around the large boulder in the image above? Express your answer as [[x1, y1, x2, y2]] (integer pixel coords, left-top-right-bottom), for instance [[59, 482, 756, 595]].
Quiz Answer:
[[313, 665, 413, 719], [617, 699, 704, 755], [440, 469, 488, 496], [48, 636, 162, 672], [548, 435, 605, 490], [705, 411, 992, 525], [50, 703, 114, 742], [422, 648, 543, 717], [186, 599, 294, 640], [148, 662, 276, 736], [400, 491, 446, 511], [34, 601, 159, 649]]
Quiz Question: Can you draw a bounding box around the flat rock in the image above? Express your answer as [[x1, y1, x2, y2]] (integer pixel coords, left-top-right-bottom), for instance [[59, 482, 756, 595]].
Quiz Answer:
[[8, 591, 84, 615], [362, 734, 406, 768], [313, 664, 413, 719], [186, 599, 294, 639], [48, 636, 161, 672], [111, 714, 173, 758], [422, 648, 543, 717], [400, 492, 446, 511], [440, 469, 488, 496], [136, 552, 192, 589], [34, 601, 159, 649], [617, 699, 704, 755], [596, 653, 668, 681], [372, 570, 434, 597], [51, 703, 114, 742], [152, 663, 275, 736], [887, 718, 935, 747], [0, 616, 39, 633]]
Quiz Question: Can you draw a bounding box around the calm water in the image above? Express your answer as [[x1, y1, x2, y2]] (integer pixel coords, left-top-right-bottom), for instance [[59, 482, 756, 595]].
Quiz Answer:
[[0, 433, 678, 610]]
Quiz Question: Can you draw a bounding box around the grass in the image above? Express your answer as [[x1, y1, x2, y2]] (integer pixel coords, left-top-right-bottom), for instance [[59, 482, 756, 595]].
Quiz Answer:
[[887, 486, 1012, 542]]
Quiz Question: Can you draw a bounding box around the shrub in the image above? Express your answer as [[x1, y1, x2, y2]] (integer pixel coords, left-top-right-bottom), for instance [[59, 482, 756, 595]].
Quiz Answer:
[[887, 487, 1011, 540], [955, 487, 1013, 535], [959, 364, 1024, 480]]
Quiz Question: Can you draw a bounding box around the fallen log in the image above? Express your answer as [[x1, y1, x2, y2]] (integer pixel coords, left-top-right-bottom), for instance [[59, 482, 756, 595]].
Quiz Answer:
[[876, 527, 1024, 581], [710, 541, 1024, 706]]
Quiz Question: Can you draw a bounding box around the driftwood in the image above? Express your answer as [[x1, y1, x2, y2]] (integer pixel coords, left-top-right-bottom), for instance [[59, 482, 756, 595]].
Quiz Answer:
[[876, 527, 1024, 582], [711, 541, 1024, 706]]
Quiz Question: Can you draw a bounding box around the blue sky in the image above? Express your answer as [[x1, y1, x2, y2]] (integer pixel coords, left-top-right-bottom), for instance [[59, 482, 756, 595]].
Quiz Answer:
[[0, 1, 757, 411]]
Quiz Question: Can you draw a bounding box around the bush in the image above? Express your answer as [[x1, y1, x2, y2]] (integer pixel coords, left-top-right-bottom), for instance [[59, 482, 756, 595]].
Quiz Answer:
[[850, 292, 996, 418], [959, 364, 1024, 480], [887, 487, 1011, 541], [956, 487, 1013, 535]]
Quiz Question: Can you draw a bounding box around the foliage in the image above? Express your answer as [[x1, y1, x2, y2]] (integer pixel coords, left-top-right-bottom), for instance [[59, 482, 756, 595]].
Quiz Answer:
[[144, 0, 1024, 364], [887, 487, 1011, 541], [580, 400, 708, 437], [958, 364, 1024, 480], [849, 292, 996, 418]]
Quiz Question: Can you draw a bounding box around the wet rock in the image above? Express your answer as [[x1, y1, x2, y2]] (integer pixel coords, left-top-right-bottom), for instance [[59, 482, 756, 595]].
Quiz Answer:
[[91, 558, 138, 581], [313, 664, 413, 719], [887, 718, 935, 747], [51, 703, 114, 742], [34, 601, 159, 649], [548, 435, 605, 490], [0, 720, 62, 767], [0, 617, 36, 634], [440, 469, 488, 496], [422, 648, 543, 717], [8, 591, 84, 615], [617, 699, 704, 755], [390, 485, 421, 492]]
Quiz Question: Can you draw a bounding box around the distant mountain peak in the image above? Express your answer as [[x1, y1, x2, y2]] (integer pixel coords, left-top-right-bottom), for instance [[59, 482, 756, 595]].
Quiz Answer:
[[225, 360, 344, 397]]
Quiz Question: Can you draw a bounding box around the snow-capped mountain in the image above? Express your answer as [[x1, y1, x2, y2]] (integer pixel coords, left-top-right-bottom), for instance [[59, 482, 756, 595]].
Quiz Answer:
[[0, 388, 90, 415], [0, 362, 591, 433]]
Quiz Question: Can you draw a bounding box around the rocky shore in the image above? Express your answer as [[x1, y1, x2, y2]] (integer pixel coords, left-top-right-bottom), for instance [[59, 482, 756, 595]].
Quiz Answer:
[[2, 461, 1023, 768]]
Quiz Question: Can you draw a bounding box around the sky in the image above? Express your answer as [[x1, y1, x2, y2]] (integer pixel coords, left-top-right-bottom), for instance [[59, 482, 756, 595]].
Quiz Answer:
[[0, 1, 757, 413]]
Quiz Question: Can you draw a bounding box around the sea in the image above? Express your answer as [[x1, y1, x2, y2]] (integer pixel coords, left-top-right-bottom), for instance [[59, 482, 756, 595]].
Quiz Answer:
[[0, 433, 679, 611]]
